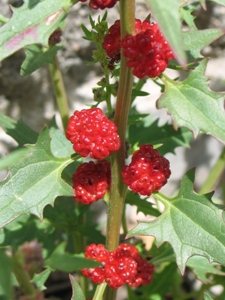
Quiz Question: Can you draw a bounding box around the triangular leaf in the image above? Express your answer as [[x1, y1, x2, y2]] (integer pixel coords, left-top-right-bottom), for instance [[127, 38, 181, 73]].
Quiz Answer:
[[21, 44, 62, 76], [31, 269, 51, 291], [127, 169, 225, 272], [187, 256, 225, 284], [0, 0, 72, 61], [69, 275, 85, 300], [0, 127, 73, 228], [145, 0, 186, 65], [0, 114, 38, 146], [158, 60, 225, 143]]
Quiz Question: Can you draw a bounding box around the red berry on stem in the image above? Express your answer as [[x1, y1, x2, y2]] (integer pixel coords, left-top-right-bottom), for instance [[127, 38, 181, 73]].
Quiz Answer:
[[122, 145, 171, 196], [66, 108, 120, 159], [72, 160, 111, 205]]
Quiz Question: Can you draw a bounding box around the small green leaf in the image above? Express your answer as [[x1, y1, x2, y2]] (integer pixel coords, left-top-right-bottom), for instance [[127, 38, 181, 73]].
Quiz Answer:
[[204, 294, 214, 300], [158, 60, 225, 143], [129, 115, 193, 155], [0, 0, 71, 61], [187, 256, 225, 283], [69, 275, 85, 300], [31, 269, 51, 291], [46, 243, 99, 272], [127, 169, 225, 272], [0, 249, 12, 300], [0, 127, 73, 228], [0, 114, 38, 146], [145, 0, 186, 65], [21, 45, 62, 76]]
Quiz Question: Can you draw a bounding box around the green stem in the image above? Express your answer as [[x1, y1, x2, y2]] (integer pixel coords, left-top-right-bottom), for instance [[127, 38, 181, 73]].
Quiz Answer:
[[93, 283, 108, 300], [105, 72, 113, 113], [12, 256, 37, 298], [106, 0, 135, 253], [49, 55, 70, 132], [199, 147, 225, 195]]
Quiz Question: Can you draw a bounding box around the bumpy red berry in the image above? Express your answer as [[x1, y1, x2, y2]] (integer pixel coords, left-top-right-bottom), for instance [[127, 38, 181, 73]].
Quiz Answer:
[[80, 0, 118, 9], [66, 108, 120, 159], [122, 145, 171, 196], [102, 20, 121, 59], [72, 160, 111, 205], [122, 20, 174, 78]]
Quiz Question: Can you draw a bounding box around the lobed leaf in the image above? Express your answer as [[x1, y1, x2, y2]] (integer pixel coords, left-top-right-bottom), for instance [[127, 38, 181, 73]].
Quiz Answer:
[[0, 127, 73, 228], [0, 0, 73, 61], [127, 169, 225, 272], [158, 60, 225, 143]]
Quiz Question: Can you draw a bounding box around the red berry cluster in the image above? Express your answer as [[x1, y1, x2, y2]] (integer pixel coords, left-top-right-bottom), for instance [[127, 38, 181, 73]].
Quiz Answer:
[[72, 160, 111, 204], [80, 0, 118, 9], [122, 145, 171, 196], [66, 108, 120, 160], [82, 243, 154, 289], [102, 19, 174, 78]]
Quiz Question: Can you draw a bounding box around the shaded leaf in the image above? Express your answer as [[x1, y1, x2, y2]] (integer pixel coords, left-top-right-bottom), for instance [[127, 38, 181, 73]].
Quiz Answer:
[[0, 0, 71, 61], [46, 243, 99, 272], [69, 275, 85, 300], [129, 115, 193, 155], [158, 60, 225, 143], [0, 127, 73, 228], [187, 256, 225, 283], [145, 0, 186, 65], [0, 149, 28, 171], [127, 169, 225, 272], [0, 114, 38, 146], [21, 44, 62, 76], [0, 249, 12, 300]]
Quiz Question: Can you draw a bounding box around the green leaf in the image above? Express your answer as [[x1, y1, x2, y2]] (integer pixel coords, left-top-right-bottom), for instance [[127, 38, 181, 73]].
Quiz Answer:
[[204, 294, 214, 300], [126, 191, 160, 217], [46, 243, 99, 272], [0, 149, 28, 171], [187, 256, 225, 283], [0, 114, 38, 146], [145, 0, 186, 65], [0, 249, 12, 300], [129, 115, 193, 155], [69, 275, 85, 300], [210, 0, 225, 5], [31, 269, 51, 291], [158, 60, 225, 143], [127, 169, 225, 272], [0, 127, 73, 228], [183, 27, 224, 62], [0, 0, 71, 62], [21, 45, 62, 76]]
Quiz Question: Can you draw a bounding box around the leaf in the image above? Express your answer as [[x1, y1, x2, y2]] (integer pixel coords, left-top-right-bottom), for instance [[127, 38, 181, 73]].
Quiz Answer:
[[187, 256, 225, 283], [0, 0, 71, 62], [31, 269, 51, 291], [127, 169, 225, 273], [158, 60, 225, 143], [69, 275, 86, 300], [145, 0, 186, 65], [46, 243, 100, 272], [128, 115, 193, 155], [0, 114, 38, 146], [183, 27, 224, 62], [0, 127, 73, 228], [0, 149, 28, 171], [21, 45, 62, 76], [204, 294, 214, 300], [126, 191, 160, 217], [0, 249, 12, 300], [210, 0, 225, 5]]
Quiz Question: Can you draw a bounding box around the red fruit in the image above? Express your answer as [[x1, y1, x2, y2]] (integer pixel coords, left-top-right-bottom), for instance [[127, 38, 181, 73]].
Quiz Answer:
[[122, 145, 171, 196], [72, 160, 111, 205], [102, 20, 121, 59], [66, 108, 120, 159], [129, 255, 154, 287], [80, 0, 118, 9]]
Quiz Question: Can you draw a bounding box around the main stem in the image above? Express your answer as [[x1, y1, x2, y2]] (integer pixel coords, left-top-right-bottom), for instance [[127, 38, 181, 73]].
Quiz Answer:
[[106, 0, 135, 251]]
